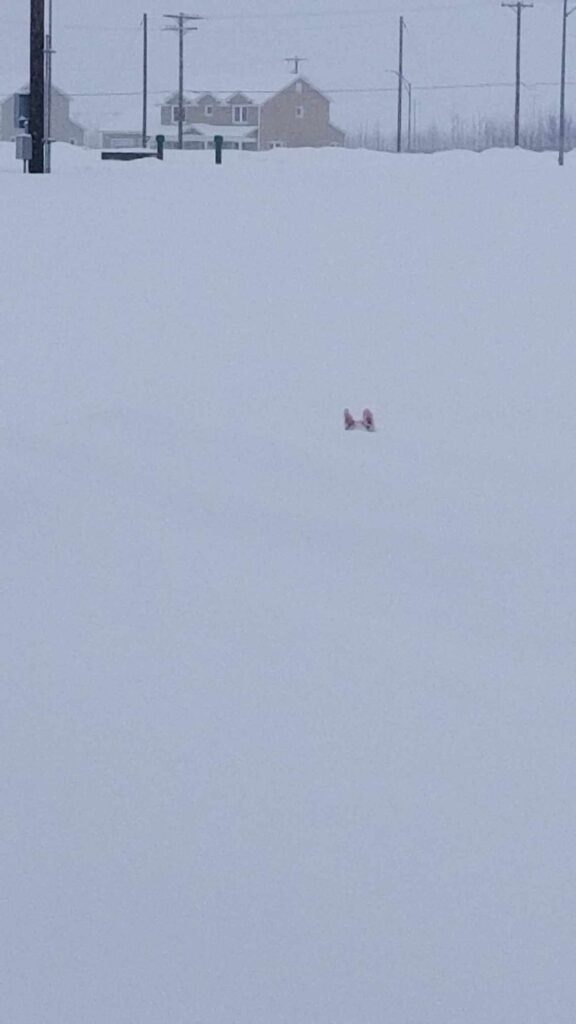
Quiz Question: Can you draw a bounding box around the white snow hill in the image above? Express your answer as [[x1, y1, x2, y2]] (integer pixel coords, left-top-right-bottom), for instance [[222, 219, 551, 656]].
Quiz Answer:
[[2, 144, 576, 1024]]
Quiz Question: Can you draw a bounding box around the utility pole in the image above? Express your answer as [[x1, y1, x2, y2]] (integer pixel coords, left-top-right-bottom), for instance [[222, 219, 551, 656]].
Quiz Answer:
[[285, 56, 307, 75], [386, 66, 411, 153], [29, 0, 45, 173], [44, 0, 53, 172], [559, 0, 575, 165], [397, 16, 405, 153], [501, 1, 533, 147], [163, 12, 201, 150], [142, 12, 148, 147]]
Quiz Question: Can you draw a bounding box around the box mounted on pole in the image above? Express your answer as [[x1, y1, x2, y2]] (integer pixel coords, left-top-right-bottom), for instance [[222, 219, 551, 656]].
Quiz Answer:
[[15, 93, 31, 130]]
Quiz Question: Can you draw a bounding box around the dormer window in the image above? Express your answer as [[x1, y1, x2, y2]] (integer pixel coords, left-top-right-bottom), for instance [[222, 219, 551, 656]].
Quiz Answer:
[[172, 105, 184, 123], [205, 104, 213, 116], [233, 105, 249, 123], [296, 106, 304, 118]]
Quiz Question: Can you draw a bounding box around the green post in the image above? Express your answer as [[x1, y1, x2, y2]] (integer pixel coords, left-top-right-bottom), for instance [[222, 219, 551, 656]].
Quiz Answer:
[[214, 134, 223, 165], [156, 134, 165, 160]]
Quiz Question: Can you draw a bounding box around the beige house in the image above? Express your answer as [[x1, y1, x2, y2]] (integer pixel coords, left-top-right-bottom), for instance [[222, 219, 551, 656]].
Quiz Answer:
[[159, 91, 259, 150], [0, 85, 85, 145], [155, 78, 344, 151], [260, 78, 345, 149]]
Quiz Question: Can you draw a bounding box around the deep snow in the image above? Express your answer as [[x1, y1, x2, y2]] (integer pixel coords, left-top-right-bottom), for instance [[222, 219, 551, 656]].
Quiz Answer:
[[2, 144, 576, 1024]]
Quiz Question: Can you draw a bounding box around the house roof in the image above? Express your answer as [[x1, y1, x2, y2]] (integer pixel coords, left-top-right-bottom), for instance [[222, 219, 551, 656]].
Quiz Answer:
[[162, 92, 194, 106], [0, 82, 72, 106], [162, 90, 257, 107], [225, 92, 254, 105], [262, 76, 330, 106]]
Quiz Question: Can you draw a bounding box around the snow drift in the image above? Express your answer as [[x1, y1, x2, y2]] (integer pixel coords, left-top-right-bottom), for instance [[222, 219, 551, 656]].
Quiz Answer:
[[2, 144, 576, 1024]]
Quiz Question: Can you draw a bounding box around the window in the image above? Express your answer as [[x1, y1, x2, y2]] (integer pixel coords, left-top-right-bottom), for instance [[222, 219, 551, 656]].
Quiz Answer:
[[233, 105, 249, 123], [205, 104, 213, 116], [172, 105, 184, 123], [296, 106, 304, 118]]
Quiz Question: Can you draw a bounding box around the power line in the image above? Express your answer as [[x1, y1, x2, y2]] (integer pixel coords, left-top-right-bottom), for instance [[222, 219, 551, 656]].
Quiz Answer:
[[0, 4, 515, 32], [171, 3, 506, 16], [3, 80, 575, 102]]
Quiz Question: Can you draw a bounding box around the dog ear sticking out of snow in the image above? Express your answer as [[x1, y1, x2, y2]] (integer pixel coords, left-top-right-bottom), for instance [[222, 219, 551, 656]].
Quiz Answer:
[[344, 408, 376, 432], [362, 408, 375, 431]]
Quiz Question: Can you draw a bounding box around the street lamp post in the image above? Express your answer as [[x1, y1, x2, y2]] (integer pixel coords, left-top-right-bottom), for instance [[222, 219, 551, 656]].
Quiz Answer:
[[559, 0, 575, 165], [397, 16, 404, 152]]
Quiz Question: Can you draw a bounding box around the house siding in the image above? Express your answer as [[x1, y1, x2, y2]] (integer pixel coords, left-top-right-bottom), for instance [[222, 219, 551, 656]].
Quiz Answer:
[[160, 93, 259, 130], [0, 86, 84, 144], [260, 80, 344, 149]]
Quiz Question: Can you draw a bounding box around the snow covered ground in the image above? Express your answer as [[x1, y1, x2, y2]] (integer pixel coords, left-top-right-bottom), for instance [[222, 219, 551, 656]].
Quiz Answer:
[[2, 143, 576, 1024]]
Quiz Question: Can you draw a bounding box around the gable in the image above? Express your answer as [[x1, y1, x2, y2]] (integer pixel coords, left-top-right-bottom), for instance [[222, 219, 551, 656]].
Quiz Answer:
[[163, 91, 194, 105], [196, 93, 219, 106], [225, 92, 254, 106], [2, 82, 70, 102], [263, 77, 329, 107]]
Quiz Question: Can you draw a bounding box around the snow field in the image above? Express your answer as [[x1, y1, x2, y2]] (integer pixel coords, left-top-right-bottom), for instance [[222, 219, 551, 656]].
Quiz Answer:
[[2, 144, 576, 1024]]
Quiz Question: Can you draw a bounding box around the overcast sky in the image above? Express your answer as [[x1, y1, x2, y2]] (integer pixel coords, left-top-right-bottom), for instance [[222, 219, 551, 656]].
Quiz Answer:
[[0, 0, 571, 133]]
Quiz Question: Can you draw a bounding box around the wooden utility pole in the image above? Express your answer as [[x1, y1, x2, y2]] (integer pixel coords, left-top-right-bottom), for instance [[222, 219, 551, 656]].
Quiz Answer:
[[142, 13, 148, 147], [397, 16, 405, 153], [501, 1, 533, 146], [559, 0, 575, 165], [164, 12, 201, 150], [29, 0, 45, 173], [178, 15, 184, 149], [44, 0, 53, 172]]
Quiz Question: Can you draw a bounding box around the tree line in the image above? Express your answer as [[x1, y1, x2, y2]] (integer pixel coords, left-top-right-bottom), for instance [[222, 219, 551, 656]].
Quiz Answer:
[[346, 112, 575, 154]]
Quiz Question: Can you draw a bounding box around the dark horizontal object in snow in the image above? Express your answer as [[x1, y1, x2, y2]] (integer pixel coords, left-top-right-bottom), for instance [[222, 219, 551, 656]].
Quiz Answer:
[[102, 150, 158, 161], [102, 135, 165, 162]]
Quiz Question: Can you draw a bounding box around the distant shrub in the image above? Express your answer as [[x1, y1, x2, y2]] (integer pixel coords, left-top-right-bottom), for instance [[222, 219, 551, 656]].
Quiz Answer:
[[345, 111, 575, 154]]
